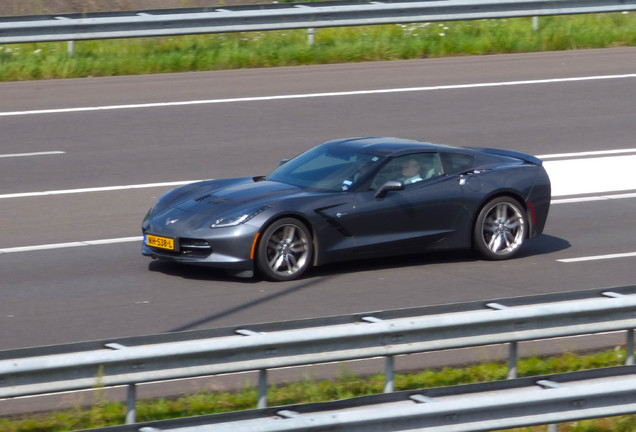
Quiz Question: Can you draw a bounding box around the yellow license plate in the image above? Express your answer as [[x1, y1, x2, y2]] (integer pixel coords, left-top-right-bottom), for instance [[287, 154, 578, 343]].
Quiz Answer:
[[145, 234, 175, 250]]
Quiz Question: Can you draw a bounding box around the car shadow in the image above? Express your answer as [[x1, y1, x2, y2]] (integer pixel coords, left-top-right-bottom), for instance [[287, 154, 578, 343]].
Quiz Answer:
[[148, 260, 259, 284], [163, 273, 326, 333], [312, 234, 570, 277], [312, 249, 475, 278], [147, 234, 570, 282], [515, 234, 571, 258]]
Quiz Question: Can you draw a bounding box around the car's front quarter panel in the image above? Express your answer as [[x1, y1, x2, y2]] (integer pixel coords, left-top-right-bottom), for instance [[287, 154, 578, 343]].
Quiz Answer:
[[258, 194, 359, 266]]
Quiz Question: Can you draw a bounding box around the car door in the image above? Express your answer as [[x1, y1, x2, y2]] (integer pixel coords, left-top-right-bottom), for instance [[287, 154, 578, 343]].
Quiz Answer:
[[351, 152, 470, 256]]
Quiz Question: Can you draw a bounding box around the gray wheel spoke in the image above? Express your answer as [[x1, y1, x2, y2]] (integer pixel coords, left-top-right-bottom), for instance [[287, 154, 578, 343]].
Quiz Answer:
[[496, 204, 506, 220], [484, 220, 497, 232], [282, 226, 296, 243], [269, 252, 284, 270], [285, 254, 297, 270], [504, 231, 515, 245], [290, 244, 305, 254], [505, 220, 520, 230], [489, 233, 503, 252]]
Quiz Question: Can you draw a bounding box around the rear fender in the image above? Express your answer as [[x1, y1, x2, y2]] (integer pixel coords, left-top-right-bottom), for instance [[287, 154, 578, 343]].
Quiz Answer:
[[472, 190, 535, 242]]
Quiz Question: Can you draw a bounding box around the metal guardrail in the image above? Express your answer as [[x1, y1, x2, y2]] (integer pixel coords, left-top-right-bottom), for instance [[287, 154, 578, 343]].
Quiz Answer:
[[1, 285, 636, 426], [0, 0, 635, 44], [75, 366, 636, 432]]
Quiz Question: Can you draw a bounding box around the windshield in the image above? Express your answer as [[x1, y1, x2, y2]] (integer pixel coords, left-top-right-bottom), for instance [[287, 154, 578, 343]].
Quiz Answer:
[[266, 145, 383, 192]]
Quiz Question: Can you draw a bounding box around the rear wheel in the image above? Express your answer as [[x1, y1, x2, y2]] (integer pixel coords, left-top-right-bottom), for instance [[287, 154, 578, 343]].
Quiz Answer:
[[256, 218, 313, 281], [473, 196, 526, 260]]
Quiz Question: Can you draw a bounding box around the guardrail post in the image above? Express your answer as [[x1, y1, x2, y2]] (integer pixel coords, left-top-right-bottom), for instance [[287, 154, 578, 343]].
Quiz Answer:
[[384, 356, 395, 393], [548, 423, 558, 432], [532, 16, 539, 32], [627, 329, 635, 365], [307, 28, 316, 46], [508, 341, 518, 379], [125, 383, 136, 424], [67, 40, 75, 56], [257, 369, 268, 408]]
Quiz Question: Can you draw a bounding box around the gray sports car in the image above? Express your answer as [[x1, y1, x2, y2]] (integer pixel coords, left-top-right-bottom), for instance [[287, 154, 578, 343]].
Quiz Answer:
[[142, 137, 551, 281]]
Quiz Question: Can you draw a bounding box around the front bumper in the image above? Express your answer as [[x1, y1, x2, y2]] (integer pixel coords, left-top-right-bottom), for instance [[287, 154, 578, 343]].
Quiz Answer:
[[141, 224, 259, 271]]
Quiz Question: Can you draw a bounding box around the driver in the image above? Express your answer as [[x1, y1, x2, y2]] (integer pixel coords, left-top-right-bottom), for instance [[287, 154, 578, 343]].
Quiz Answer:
[[401, 158, 422, 184]]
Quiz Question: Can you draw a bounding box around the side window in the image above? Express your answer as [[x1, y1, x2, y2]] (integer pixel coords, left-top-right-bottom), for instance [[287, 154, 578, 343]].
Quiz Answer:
[[440, 152, 474, 174], [418, 153, 443, 180], [371, 153, 443, 188]]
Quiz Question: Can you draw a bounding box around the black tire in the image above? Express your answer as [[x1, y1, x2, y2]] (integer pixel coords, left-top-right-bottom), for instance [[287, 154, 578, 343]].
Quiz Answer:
[[473, 196, 527, 260], [256, 218, 313, 281]]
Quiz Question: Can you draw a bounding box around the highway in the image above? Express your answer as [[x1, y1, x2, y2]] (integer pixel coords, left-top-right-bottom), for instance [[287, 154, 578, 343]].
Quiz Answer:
[[1, 47, 635, 355]]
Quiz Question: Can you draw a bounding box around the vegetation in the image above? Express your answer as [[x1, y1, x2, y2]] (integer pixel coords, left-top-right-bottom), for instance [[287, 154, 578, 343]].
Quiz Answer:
[[0, 12, 635, 81], [1, 347, 635, 431]]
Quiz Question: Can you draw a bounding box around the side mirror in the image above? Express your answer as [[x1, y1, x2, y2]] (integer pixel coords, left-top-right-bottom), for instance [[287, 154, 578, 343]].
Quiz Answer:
[[374, 180, 404, 199]]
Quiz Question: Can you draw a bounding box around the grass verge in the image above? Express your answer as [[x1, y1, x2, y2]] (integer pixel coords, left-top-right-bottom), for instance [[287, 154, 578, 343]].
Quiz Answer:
[[1, 346, 635, 431], [0, 12, 635, 81]]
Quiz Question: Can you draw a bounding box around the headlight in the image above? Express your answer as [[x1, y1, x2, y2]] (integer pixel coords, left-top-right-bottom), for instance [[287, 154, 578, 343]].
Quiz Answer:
[[210, 205, 270, 228]]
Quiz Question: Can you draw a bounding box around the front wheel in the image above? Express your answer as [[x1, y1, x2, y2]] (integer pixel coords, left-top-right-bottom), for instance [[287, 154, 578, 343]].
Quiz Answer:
[[473, 197, 527, 260], [256, 218, 313, 281]]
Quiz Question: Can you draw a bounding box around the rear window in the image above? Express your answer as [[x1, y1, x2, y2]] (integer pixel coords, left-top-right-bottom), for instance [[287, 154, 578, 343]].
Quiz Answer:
[[440, 153, 474, 174]]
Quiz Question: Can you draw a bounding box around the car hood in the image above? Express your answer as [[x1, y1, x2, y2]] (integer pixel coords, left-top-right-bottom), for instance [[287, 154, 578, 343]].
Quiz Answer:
[[146, 178, 307, 231], [175, 178, 302, 212]]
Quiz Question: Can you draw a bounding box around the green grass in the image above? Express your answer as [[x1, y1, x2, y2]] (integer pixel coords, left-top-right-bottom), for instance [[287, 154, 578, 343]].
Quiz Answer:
[[1, 347, 635, 432], [0, 12, 635, 81]]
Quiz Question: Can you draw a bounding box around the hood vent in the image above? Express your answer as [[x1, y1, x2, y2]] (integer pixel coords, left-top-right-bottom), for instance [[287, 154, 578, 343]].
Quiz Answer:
[[194, 193, 212, 202], [194, 193, 231, 204]]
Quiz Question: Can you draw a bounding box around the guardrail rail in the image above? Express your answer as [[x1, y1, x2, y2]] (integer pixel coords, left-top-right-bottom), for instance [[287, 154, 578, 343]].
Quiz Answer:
[[2, 285, 636, 426], [73, 366, 636, 432], [0, 0, 635, 44]]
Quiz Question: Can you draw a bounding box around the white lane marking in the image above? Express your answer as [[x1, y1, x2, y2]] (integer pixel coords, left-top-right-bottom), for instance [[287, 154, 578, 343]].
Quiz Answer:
[[0, 180, 204, 199], [538, 148, 636, 159], [552, 192, 636, 204], [0, 237, 143, 254], [0, 151, 65, 158], [1, 74, 635, 117], [543, 154, 636, 197], [558, 252, 636, 263]]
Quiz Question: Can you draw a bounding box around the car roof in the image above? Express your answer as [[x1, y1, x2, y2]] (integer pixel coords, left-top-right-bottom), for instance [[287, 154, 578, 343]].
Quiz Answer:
[[323, 137, 462, 156]]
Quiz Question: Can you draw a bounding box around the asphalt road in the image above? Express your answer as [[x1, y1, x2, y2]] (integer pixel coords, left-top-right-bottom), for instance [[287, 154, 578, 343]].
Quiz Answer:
[[1, 47, 635, 355]]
